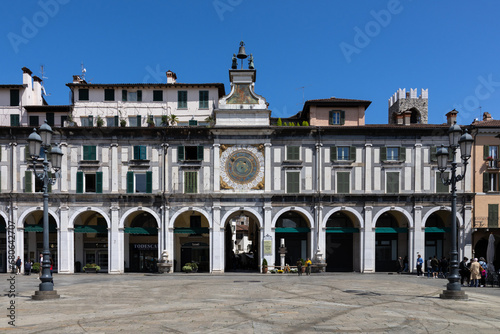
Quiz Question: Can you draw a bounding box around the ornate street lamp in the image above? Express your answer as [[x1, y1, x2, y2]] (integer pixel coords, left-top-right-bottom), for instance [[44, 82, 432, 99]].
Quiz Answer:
[[437, 121, 473, 300], [28, 120, 63, 300]]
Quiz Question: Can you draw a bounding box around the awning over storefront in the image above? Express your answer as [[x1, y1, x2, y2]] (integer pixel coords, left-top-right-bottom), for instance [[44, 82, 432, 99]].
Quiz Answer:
[[24, 225, 57, 232], [375, 227, 408, 233], [274, 227, 311, 233], [326, 227, 360, 233], [425, 227, 451, 233], [125, 227, 158, 235], [74, 225, 108, 233], [174, 228, 210, 234]]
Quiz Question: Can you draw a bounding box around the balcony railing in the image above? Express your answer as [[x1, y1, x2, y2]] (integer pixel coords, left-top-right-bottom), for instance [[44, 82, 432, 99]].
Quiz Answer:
[[474, 217, 498, 228]]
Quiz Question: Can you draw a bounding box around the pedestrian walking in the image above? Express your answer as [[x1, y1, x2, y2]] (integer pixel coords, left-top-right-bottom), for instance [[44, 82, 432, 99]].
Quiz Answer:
[[403, 256, 409, 272], [38, 253, 43, 279], [440, 257, 448, 278], [24, 259, 32, 275], [431, 256, 439, 278], [305, 258, 312, 276], [396, 257, 403, 274], [470, 258, 481, 287], [459, 257, 470, 286], [296, 259, 302, 276], [416, 254, 423, 276], [15, 256, 22, 275], [426, 257, 432, 278]]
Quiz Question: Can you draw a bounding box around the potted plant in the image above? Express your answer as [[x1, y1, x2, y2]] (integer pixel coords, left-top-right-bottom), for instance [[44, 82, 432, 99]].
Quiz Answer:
[[120, 118, 127, 127], [96, 116, 104, 127], [147, 117, 155, 127], [83, 263, 101, 273], [262, 258, 268, 274], [182, 263, 193, 273], [300, 259, 306, 273]]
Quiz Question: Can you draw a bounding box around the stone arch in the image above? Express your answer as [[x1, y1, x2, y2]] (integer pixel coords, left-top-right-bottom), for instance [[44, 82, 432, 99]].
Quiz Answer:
[[68, 207, 111, 229], [169, 207, 212, 229], [372, 207, 413, 229], [322, 207, 364, 229], [271, 207, 314, 229], [120, 207, 161, 229], [0, 211, 8, 225], [18, 207, 60, 229], [422, 207, 464, 228], [220, 207, 263, 229]]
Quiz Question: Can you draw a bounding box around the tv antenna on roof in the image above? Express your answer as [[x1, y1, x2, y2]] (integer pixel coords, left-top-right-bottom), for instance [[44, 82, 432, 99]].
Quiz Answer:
[[296, 85, 310, 106], [39, 65, 50, 96], [81, 62, 87, 80]]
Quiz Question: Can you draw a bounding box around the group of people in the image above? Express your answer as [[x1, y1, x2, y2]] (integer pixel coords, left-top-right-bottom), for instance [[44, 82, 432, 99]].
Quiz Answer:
[[14, 254, 54, 279], [415, 254, 450, 278], [296, 258, 312, 276], [459, 257, 489, 287]]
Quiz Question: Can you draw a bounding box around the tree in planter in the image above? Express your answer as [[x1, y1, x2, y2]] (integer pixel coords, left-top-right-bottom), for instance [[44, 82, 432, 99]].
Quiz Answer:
[[168, 114, 179, 126], [277, 118, 282, 126], [161, 115, 169, 126], [96, 116, 104, 127], [120, 119, 127, 127], [262, 258, 268, 273]]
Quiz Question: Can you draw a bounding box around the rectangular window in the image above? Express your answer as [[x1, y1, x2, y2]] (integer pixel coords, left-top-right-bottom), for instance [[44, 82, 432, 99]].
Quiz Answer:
[[79, 88, 89, 101], [104, 89, 115, 101], [286, 171, 300, 193], [46, 112, 54, 126], [337, 147, 350, 161], [24, 170, 32, 193], [386, 147, 399, 161], [178, 91, 187, 109], [10, 89, 20, 106], [133, 145, 147, 160], [329, 110, 345, 125], [77, 171, 102, 193], [188, 119, 198, 126], [135, 173, 147, 193], [483, 172, 499, 192], [381, 147, 405, 162], [386, 172, 399, 193], [153, 90, 163, 101], [484, 145, 499, 168], [337, 172, 350, 194], [29, 116, 39, 127], [10, 114, 20, 127], [488, 204, 499, 228], [286, 146, 300, 161], [81, 116, 93, 127], [61, 115, 67, 126], [128, 115, 142, 127], [126, 171, 152, 193], [436, 172, 449, 193], [184, 171, 198, 193], [199, 90, 209, 109], [122, 90, 142, 102], [83, 146, 97, 161], [154, 116, 163, 127], [107, 116, 118, 127], [85, 173, 96, 193], [178, 146, 204, 161]]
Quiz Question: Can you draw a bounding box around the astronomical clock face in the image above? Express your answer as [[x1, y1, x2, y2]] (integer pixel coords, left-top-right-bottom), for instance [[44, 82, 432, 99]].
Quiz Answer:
[[220, 145, 264, 191]]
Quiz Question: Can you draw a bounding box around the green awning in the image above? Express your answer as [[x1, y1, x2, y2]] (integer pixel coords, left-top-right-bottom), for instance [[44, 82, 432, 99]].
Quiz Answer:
[[326, 227, 360, 233], [74, 225, 108, 233], [375, 227, 408, 233], [425, 227, 450, 233], [174, 228, 210, 234], [125, 227, 158, 235], [275, 227, 311, 233], [25, 225, 57, 232]]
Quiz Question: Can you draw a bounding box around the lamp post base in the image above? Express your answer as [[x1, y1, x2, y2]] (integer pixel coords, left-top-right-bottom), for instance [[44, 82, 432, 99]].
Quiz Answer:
[[31, 290, 60, 300], [439, 290, 468, 300]]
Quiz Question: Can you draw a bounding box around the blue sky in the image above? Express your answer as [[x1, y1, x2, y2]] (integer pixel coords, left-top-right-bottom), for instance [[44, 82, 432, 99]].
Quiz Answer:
[[1, 1, 499, 125]]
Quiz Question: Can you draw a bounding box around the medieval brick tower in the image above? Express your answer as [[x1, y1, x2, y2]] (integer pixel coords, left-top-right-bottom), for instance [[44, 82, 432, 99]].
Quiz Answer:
[[388, 88, 428, 125]]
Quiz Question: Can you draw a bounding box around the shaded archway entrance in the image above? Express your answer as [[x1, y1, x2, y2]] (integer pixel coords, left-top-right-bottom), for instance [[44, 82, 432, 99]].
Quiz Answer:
[[73, 212, 108, 272], [124, 211, 159, 272], [326, 211, 359, 272], [425, 212, 450, 260], [375, 211, 408, 272], [275, 211, 311, 267], [24, 211, 58, 271], [224, 211, 260, 272], [0, 216, 6, 272], [173, 212, 210, 272]]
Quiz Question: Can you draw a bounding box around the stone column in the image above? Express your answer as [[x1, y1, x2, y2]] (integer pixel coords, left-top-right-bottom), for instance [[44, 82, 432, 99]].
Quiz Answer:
[[462, 204, 473, 259], [109, 204, 122, 273], [211, 205, 222, 273], [413, 205, 424, 271], [263, 205, 273, 267], [365, 143, 372, 193], [408, 227, 414, 273], [265, 143, 272, 192], [60, 142, 68, 192], [316, 206, 325, 262], [213, 144, 220, 192], [165, 206, 174, 266], [9, 142, 17, 192], [111, 142, 119, 193], [58, 205, 73, 273], [363, 206, 375, 272], [414, 143, 422, 193]]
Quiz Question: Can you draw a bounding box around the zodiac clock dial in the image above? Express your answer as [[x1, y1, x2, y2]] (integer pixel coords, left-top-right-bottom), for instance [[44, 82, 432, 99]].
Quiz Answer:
[[220, 145, 264, 191]]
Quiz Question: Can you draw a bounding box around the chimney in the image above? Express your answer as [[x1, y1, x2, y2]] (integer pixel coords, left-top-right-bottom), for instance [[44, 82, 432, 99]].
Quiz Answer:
[[483, 112, 492, 121], [22, 67, 33, 105], [403, 110, 412, 125], [32, 76, 43, 105], [166, 70, 177, 84], [446, 109, 458, 125], [396, 114, 404, 125]]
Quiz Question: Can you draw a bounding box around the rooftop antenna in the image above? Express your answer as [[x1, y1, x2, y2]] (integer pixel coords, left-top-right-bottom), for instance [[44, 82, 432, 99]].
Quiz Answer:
[[39, 65, 50, 96], [296, 85, 309, 106], [81, 62, 87, 80]]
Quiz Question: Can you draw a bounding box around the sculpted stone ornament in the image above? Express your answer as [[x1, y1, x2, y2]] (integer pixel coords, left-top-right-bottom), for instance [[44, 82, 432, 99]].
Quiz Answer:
[[248, 54, 255, 69], [231, 54, 238, 69], [220, 145, 264, 191]]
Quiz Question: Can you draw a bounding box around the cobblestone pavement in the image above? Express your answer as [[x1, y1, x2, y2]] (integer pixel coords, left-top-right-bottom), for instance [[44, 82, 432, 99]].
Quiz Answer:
[[2, 272, 500, 333]]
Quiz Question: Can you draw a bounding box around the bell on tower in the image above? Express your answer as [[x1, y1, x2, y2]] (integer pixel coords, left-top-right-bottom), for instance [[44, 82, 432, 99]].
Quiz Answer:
[[236, 41, 248, 69]]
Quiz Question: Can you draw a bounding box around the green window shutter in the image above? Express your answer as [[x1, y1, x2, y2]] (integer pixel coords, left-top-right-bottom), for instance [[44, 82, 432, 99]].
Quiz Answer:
[[399, 147, 406, 161], [10, 89, 20, 106], [137, 90, 142, 102], [10, 114, 20, 126], [146, 171, 152, 193], [287, 146, 300, 160], [484, 145, 490, 159], [122, 90, 127, 101], [137, 115, 141, 127], [430, 146, 437, 162], [88, 115, 93, 126], [340, 110, 345, 125], [24, 171, 32, 193], [386, 172, 399, 193], [127, 171, 134, 193], [488, 204, 498, 228], [83, 146, 96, 160], [330, 146, 336, 162], [436, 172, 449, 193], [199, 91, 209, 109], [329, 111, 333, 125], [178, 146, 185, 161], [287, 172, 300, 193], [197, 146, 204, 161], [133, 146, 140, 160], [380, 147, 387, 161], [185, 171, 197, 193], [483, 173, 489, 192], [96, 172, 103, 193], [178, 91, 187, 108], [140, 146, 147, 160], [25, 145, 31, 161], [114, 116, 119, 127], [91, 146, 97, 160], [76, 171, 83, 193], [337, 172, 350, 194], [349, 146, 356, 161]]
